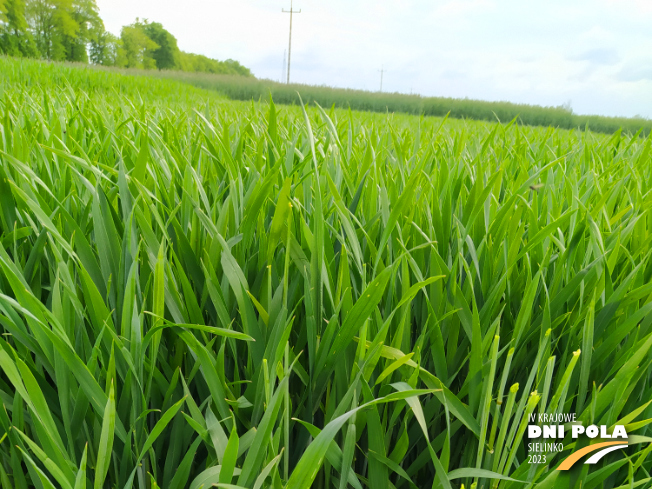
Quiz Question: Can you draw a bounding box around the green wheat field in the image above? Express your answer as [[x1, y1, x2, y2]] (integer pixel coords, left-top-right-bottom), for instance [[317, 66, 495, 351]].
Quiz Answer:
[[0, 57, 651, 489]]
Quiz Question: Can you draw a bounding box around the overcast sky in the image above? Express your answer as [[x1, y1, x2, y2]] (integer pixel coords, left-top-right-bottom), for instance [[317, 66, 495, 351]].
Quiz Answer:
[[97, 0, 652, 119]]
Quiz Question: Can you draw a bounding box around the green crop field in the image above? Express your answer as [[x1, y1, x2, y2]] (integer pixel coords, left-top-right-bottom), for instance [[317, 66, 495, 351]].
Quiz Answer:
[[130, 69, 652, 137], [0, 56, 651, 489]]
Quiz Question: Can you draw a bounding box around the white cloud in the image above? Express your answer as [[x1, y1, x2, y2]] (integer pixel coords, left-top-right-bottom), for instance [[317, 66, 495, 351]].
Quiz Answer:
[[604, 0, 652, 15]]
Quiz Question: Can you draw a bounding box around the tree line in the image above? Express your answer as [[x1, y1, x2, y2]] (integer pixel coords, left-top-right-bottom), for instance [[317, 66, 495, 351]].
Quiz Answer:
[[0, 0, 252, 76]]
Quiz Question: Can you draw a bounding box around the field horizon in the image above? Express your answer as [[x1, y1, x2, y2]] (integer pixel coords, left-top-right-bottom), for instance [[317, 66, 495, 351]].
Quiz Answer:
[[4, 55, 651, 137]]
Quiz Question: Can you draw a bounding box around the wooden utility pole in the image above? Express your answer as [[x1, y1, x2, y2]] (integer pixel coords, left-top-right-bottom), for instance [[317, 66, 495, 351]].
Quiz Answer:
[[379, 65, 386, 92], [282, 0, 301, 84]]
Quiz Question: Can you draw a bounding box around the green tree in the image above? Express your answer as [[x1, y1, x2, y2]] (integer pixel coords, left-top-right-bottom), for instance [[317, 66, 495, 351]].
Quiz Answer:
[[25, 0, 78, 60], [89, 29, 119, 65], [177, 51, 254, 76], [223, 58, 252, 77], [142, 21, 179, 70], [63, 0, 103, 62], [3, 6, 254, 76], [0, 0, 37, 56], [119, 19, 158, 69]]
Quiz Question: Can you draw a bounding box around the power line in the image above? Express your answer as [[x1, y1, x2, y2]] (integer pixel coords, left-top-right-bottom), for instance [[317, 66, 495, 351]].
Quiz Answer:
[[378, 65, 387, 92], [282, 0, 301, 84]]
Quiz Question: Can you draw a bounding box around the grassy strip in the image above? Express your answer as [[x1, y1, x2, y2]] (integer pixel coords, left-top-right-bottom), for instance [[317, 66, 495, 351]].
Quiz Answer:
[[148, 70, 652, 135]]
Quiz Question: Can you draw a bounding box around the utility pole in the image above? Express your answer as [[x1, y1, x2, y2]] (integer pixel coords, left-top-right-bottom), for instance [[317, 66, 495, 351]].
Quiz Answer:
[[378, 65, 386, 92], [282, 0, 301, 84], [281, 49, 286, 82]]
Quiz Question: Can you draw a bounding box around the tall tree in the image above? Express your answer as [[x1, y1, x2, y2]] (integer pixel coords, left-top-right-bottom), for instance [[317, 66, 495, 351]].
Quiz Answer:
[[25, 0, 77, 60], [142, 21, 179, 70], [0, 0, 37, 56], [63, 0, 103, 62], [89, 29, 119, 65], [119, 19, 158, 69]]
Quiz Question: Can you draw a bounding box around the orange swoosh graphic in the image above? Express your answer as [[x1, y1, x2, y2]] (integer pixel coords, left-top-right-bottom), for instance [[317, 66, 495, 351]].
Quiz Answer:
[[557, 441, 627, 470]]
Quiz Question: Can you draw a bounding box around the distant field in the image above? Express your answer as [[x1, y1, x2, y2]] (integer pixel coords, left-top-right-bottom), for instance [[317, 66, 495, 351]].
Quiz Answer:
[[142, 69, 652, 135], [6, 56, 650, 135], [0, 57, 651, 489]]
